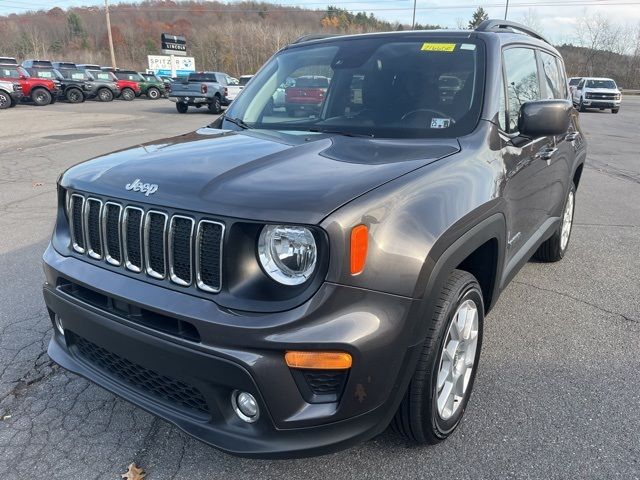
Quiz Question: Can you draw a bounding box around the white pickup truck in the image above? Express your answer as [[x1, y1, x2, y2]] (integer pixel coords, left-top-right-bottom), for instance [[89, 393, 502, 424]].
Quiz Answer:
[[225, 74, 253, 103], [572, 77, 621, 113]]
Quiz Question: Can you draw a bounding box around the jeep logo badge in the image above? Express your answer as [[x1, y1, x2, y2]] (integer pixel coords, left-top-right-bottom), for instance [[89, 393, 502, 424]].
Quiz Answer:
[[125, 179, 158, 196]]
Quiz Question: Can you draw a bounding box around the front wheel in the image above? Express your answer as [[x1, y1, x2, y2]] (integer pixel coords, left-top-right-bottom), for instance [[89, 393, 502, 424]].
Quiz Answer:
[[534, 183, 575, 262], [121, 88, 135, 101], [66, 87, 84, 103], [0, 91, 11, 109], [393, 269, 484, 444], [31, 88, 52, 106], [578, 98, 586, 112], [146, 87, 161, 100], [97, 88, 114, 102], [612, 108, 619, 114], [208, 95, 222, 114], [176, 102, 188, 113]]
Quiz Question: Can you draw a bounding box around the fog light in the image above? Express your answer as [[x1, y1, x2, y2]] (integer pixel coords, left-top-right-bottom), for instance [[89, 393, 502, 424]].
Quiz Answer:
[[231, 390, 259, 423], [54, 314, 65, 336]]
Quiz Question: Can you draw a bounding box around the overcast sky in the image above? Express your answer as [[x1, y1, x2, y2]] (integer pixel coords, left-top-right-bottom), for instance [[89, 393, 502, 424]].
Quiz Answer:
[[1, 0, 639, 44]]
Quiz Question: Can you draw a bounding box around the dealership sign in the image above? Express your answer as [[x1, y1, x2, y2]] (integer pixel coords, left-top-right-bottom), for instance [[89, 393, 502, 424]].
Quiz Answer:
[[161, 33, 187, 56], [147, 55, 195, 76]]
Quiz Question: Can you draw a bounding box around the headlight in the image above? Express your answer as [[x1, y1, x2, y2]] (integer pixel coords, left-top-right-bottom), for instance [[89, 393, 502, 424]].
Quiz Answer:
[[258, 225, 317, 285]]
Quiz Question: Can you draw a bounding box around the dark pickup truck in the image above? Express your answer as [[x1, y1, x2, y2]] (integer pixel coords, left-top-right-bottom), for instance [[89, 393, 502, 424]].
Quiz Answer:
[[44, 20, 585, 458]]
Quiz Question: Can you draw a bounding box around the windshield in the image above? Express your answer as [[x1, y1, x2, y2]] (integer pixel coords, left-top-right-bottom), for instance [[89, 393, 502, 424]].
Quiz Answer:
[[89, 70, 116, 81], [569, 78, 581, 86], [586, 79, 616, 89], [115, 71, 143, 82], [59, 69, 89, 80], [29, 68, 59, 80], [225, 36, 484, 138], [0, 66, 27, 78]]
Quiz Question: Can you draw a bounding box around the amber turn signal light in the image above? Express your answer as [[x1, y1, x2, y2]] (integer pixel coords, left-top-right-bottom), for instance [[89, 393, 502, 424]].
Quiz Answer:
[[285, 351, 353, 370], [350, 224, 368, 275]]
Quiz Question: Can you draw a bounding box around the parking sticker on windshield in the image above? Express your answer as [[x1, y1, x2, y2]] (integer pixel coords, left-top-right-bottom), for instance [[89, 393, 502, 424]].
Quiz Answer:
[[431, 118, 451, 129], [421, 43, 456, 52]]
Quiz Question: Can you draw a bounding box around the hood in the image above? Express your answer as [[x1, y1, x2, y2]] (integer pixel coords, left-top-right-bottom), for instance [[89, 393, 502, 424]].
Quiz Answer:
[[61, 128, 460, 224]]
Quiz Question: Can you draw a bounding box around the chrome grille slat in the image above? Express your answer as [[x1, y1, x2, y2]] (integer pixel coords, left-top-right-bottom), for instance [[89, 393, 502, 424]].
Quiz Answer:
[[169, 215, 194, 286], [67, 193, 223, 294], [195, 220, 225, 293], [84, 198, 103, 259], [69, 194, 86, 254], [123, 206, 144, 273], [102, 202, 122, 266], [144, 211, 168, 279]]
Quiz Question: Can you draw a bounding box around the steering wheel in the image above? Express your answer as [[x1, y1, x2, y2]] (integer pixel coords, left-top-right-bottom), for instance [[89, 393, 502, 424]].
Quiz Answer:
[[400, 108, 455, 125]]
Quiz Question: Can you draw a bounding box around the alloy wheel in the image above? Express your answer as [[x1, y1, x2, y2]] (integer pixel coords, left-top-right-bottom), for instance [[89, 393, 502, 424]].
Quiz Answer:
[[436, 299, 479, 420], [560, 190, 574, 251]]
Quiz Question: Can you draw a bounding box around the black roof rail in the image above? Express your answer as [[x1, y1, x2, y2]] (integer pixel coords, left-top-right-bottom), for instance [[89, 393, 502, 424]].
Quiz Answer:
[[475, 19, 550, 45], [292, 33, 337, 44]]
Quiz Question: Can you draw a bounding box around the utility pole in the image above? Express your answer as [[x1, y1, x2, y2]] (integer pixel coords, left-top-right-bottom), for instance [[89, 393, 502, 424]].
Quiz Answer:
[[412, 0, 417, 29], [504, 0, 509, 19], [105, 0, 116, 69]]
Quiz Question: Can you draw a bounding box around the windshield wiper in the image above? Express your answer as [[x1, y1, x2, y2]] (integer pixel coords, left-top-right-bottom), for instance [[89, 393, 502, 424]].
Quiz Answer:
[[224, 116, 250, 130], [307, 128, 374, 138]]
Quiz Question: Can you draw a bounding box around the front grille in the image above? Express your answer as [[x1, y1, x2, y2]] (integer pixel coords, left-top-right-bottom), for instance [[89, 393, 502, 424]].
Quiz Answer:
[[71, 333, 209, 416], [68, 193, 224, 293]]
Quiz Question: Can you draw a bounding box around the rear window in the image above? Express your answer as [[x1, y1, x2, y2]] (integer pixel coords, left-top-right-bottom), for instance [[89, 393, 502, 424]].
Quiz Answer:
[[239, 76, 252, 86], [586, 79, 616, 89], [189, 73, 217, 82], [294, 76, 330, 88]]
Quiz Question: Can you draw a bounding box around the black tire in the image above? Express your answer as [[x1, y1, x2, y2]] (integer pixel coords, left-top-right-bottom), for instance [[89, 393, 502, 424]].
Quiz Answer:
[[0, 91, 10, 109], [146, 87, 160, 100], [176, 102, 188, 114], [66, 87, 84, 103], [534, 183, 576, 262], [612, 108, 619, 114], [393, 269, 484, 444], [31, 87, 52, 106], [121, 88, 135, 101], [578, 98, 586, 112], [97, 88, 114, 102], [208, 95, 222, 114], [10, 98, 17, 108]]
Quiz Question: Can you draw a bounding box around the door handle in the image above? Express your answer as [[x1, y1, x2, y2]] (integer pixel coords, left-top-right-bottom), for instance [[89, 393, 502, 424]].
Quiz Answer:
[[535, 147, 558, 161], [565, 132, 580, 142]]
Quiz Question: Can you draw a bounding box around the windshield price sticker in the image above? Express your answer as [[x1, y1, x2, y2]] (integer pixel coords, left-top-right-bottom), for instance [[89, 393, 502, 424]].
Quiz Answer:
[[421, 43, 456, 52], [431, 118, 451, 129]]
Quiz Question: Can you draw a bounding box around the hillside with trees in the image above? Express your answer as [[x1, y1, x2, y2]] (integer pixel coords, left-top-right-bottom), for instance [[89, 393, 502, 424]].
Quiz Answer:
[[1, 1, 639, 87]]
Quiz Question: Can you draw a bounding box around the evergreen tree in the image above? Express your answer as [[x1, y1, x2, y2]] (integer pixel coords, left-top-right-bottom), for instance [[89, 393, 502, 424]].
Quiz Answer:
[[468, 7, 489, 29]]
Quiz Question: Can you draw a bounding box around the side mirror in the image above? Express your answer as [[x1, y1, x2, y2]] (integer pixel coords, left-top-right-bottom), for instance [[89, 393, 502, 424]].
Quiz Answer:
[[518, 99, 571, 137]]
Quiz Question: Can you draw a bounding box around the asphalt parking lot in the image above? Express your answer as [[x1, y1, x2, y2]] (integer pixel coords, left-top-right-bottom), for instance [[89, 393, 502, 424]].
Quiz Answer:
[[0, 97, 638, 479]]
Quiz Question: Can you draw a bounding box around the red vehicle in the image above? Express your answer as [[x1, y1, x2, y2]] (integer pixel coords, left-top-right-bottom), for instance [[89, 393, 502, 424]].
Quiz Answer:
[[0, 64, 58, 106], [284, 75, 330, 115], [87, 69, 139, 101]]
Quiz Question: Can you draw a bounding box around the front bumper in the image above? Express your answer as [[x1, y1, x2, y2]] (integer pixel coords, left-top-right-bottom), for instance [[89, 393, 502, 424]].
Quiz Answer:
[[42, 244, 419, 457], [582, 98, 620, 108], [10, 91, 23, 102]]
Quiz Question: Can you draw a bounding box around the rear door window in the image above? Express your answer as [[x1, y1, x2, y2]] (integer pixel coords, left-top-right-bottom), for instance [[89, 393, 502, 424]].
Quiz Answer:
[[503, 47, 541, 133]]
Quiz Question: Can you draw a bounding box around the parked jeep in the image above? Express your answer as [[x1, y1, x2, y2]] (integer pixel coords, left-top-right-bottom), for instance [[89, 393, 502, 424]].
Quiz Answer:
[[168, 71, 232, 113], [0, 79, 22, 109], [44, 20, 585, 458], [0, 64, 57, 106], [138, 72, 167, 99], [25, 67, 85, 103]]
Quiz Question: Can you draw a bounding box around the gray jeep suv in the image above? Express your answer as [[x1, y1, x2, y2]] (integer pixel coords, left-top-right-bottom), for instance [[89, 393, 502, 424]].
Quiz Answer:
[[43, 20, 586, 458]]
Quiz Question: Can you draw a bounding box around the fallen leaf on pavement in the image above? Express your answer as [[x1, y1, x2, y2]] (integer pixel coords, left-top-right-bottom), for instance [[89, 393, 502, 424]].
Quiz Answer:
[[121, 463, 146, 480], [32, 182, 44, 188]]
